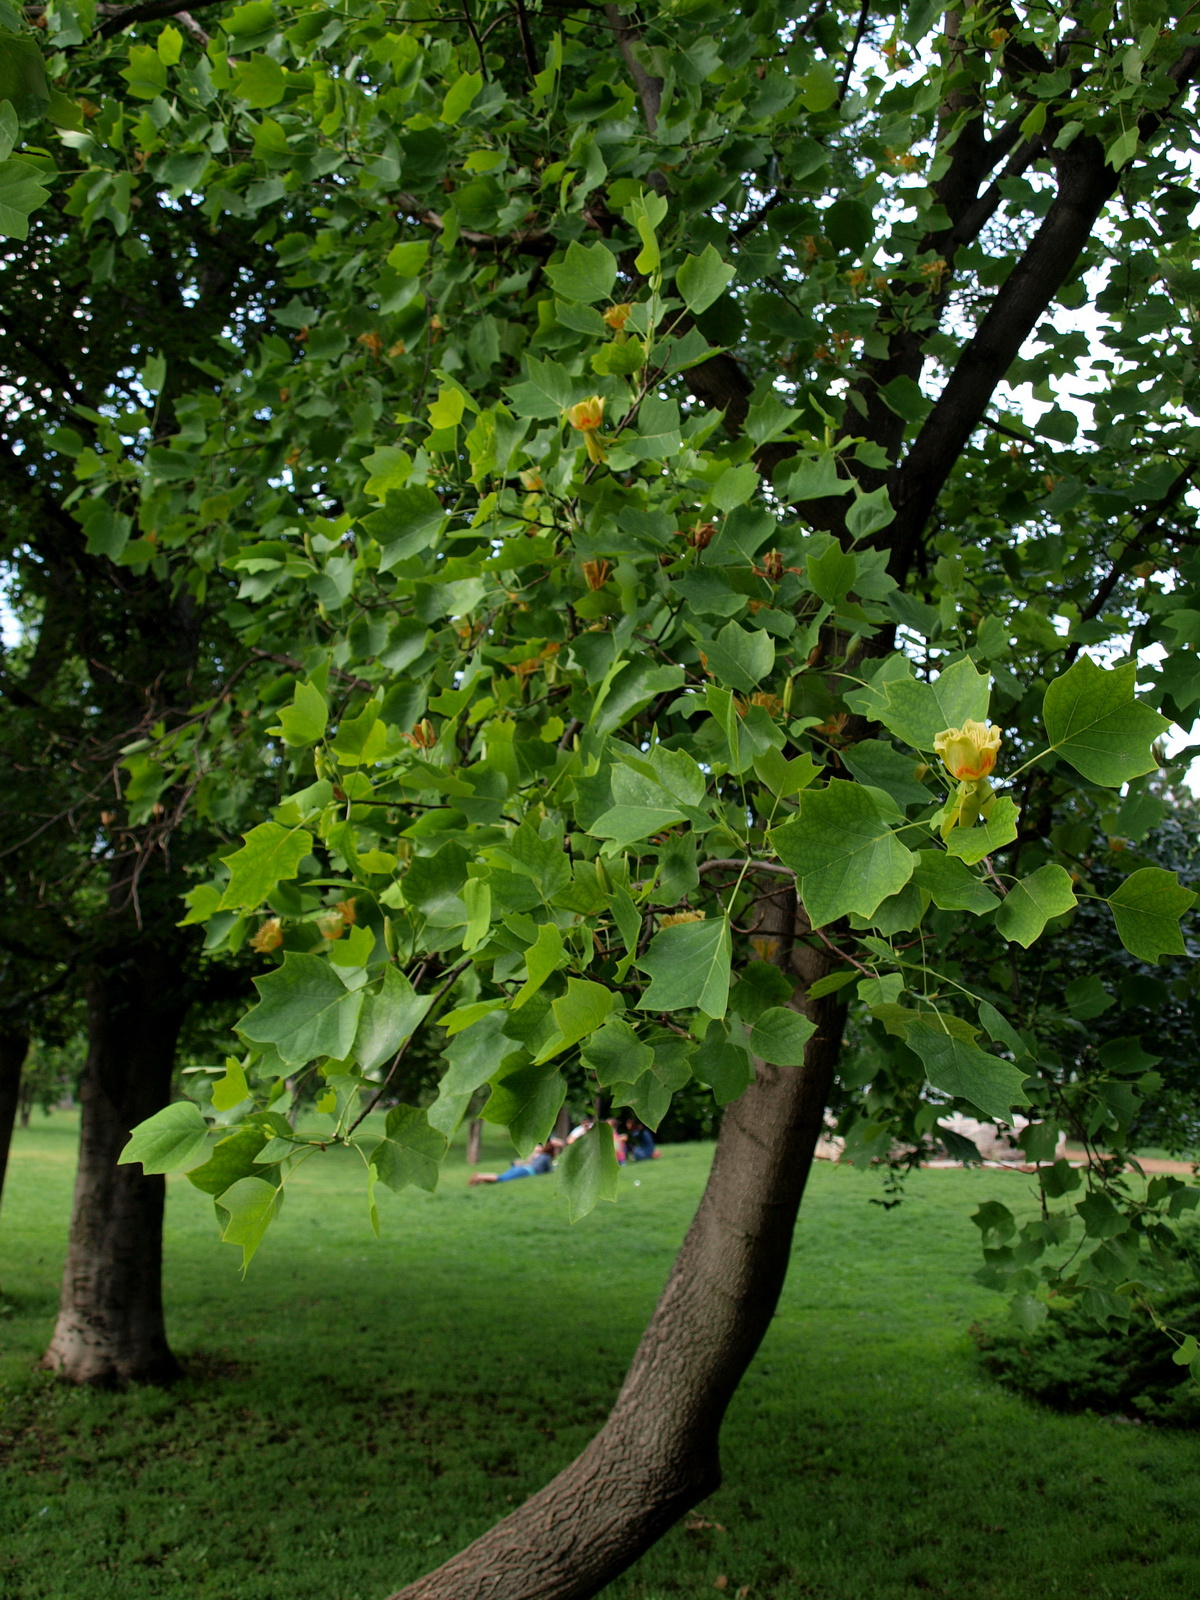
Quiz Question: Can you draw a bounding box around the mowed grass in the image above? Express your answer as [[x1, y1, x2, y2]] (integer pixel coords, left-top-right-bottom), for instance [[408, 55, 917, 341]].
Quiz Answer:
[[1, 1115, 1198, 1600]]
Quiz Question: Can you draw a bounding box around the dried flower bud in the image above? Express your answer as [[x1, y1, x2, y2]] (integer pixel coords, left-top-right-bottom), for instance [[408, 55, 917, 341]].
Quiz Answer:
[[335, 898, 357, 926], [251, 917, 284, 954], [582, 558, 611, 591], [688, 521, 716, 550], [660, 910, 705, 928]]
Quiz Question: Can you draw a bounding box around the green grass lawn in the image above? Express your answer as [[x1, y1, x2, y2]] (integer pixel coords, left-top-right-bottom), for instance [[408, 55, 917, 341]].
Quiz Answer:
[[1, 1113, 1197, 1600]]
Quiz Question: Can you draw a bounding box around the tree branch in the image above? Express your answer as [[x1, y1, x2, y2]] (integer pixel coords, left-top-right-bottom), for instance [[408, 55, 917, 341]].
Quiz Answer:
[[95, 0, 219, 38], [604, 4, 663, 134]]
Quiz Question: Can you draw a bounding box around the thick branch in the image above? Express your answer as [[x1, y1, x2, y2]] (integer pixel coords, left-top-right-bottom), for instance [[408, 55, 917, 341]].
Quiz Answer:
[[95, 0, 219, 37], [603, 4, 663, 134]]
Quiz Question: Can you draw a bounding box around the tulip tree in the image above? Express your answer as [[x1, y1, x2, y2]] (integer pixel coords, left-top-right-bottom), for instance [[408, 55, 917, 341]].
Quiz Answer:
[[11, 0, 1200, 1590]]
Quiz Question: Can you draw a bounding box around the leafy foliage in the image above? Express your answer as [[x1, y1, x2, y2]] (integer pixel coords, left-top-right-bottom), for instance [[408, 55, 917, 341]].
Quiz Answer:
[[6, 0, 1200, 1405]]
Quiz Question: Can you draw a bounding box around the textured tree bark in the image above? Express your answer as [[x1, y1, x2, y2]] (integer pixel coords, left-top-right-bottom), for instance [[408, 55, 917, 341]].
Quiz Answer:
[[390, 890, 845, 1600], [41, 944, 189, 1385], [0, 1028, 30, 1218]]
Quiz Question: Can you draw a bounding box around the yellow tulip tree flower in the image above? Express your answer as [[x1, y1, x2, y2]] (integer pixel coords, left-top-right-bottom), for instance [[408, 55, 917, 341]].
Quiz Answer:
[[933, 720, 1002, 840]]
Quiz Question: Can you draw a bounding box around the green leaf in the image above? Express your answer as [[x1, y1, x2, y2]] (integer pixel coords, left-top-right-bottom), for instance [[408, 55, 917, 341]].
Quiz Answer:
[[462, 877, 492, 953], [1043, 657, 1168, 787], [216, 1175, 283, 1271], [610, 1037, 694, 1129], [482, 1060, 566, 1154], [941, 797, 1019, 864], [912, 851, 998, 915], [362, 486, 445, 561], [1107, 867, 1196, 963], [995, 863, 1077, 947], [218, 822, 312, 910], [693, 1021, 753, 1105], [275, 681, 329, 747], [545, 240, 618, 303], [442, 69, 483, 124], [676, 244, 737, 313], [748, 1006, 815, 1065], [637, 917, 732, 1018], [0, 158, 50, 242], [876, 656, 990, 750], [845, 486, 895, 541], [239, 952, 365, 1065], [534, 978, 615, 1062], [506, 355, 576, 419], [590, 803, 687, 852], [771, 785, 915, 928], [700, 621, 774, 691], [512, 921, 566, 1007], [581, 1015, 654, 1087], [233, 54, 287, 109], [807, 543, 856, 605], [353, 964, 432, 1072], [709, 462, 759, 512], [387, 238, 430, 276], [186, 1125, 270, 1196], [118, 1100, 211, 1174], [775, 451, 843, 502], [122, 42, 168, 98], [906, 1022, 1031, 1122], [371, 1104, 447, 1193], [557, 1120, 619, 1222], [428, 1010, 517, 1136], [211, 1061, 249, 1112]]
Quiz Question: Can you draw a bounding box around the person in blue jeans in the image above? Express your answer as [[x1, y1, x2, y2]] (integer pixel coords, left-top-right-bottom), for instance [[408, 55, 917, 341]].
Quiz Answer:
[[468, 1138, 562, 1185]]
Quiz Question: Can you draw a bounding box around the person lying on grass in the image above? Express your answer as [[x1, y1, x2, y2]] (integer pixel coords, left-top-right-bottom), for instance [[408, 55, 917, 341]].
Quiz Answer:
[[468, 1138, 564, 1186]]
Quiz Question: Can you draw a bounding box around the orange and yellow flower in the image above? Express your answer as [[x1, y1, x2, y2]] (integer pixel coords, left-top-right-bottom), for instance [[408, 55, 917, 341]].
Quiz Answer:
[[565, 395, 607, 463], [934, 720, 1001, 782]]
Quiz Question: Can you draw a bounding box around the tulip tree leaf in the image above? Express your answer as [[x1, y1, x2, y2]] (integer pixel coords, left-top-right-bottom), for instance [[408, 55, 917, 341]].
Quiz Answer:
[[218, 822, 312, 911], [239, 952, 365, 1065], [1107, 867, 1196, 963], [995, 863, 1078, 947], [545, 240, 618, 303], [581, 1015, 655, 1087], [1043, 657, 1169, 786], [941, 797, 1020, 864], [557, 1120, 620, 1222], [428, 1010, 518, 1136], [906, 1022, 1031, 1123], [912, 851, 999, 914], [215, 1174, 284, 1271], [353, 964, 433, 1072], [876, 656, 991, 751], [637, 917, 732, 1018], [675, 244, 736, 313], [771, 786, 915, 928], [118, 1099, 212, 1174], [748, 1005, 815, 1065], [371, 1104, 447, 1193], [481, 1060, 567, 1155]]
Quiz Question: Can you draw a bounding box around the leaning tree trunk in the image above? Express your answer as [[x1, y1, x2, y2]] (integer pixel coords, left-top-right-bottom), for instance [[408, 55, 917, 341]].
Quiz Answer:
[[0, 1027, 30, 1218], [391, 886, 845, 1600], [41, 944, 189, 1385]]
